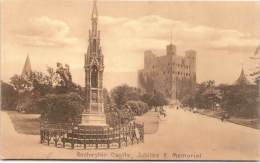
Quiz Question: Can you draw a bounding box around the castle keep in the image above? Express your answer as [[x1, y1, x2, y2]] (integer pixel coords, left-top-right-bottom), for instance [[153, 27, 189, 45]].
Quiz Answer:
[[138, 43, 196, 102]]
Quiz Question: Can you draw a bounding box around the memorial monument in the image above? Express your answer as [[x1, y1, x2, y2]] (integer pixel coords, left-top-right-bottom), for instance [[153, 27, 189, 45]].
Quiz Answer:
[[80, 0, 107, 127]]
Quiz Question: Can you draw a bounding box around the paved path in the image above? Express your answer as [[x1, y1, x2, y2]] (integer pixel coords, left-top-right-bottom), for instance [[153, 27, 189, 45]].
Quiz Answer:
[[0, 108, 259, 160]]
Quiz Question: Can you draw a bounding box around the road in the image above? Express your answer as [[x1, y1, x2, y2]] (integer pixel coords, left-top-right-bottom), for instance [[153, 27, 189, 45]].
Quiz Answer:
[[0, 107, 259, 160]]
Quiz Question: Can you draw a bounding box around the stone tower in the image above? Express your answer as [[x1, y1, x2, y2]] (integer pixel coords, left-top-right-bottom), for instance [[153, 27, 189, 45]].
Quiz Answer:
[[80, 0, 107, 126], [185, 50, 197, 90]]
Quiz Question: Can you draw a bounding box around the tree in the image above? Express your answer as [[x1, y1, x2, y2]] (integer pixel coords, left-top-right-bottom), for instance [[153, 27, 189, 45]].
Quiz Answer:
[[140, 93, 153, 107], [10, 63, 79, 95], [106, 84, 154, 126], [29, 71, 53, 95], [1, 81, 18, 110], [126, 100, 149, 116], [150, 91, 168, 107], [10, 72, 49, 112], [219, 84, 258, 118], [249, 45, 260, 85], [181, 93, 195, 107], [9, 63, 82, 113], [10, 74, 33, 92], [103, 88, 111, 109], [110, 84, 141, 109], [182, 80, 221, 109]]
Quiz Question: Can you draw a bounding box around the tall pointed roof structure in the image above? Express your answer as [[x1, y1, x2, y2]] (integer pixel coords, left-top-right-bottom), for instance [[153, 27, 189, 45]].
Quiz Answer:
[[234, 68, 251, 85], [91, 0, 98, 19], [21, 55, 32, 76]]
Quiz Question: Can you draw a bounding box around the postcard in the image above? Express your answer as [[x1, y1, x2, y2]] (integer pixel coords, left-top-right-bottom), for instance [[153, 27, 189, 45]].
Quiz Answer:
[[1, 0, 259, 161]]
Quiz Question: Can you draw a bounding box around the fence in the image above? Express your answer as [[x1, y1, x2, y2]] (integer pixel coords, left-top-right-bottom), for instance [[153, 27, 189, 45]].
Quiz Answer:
[[40, 122, 144, 149]]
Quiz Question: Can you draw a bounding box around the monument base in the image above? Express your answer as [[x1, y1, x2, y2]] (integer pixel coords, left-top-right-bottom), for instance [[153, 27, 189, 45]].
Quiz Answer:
[[79, 113, 108, 127]]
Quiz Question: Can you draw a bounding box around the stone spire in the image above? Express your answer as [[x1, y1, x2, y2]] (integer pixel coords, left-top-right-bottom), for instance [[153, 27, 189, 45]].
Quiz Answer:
[[234, 68, 251, 85], [21, 55, 32, 76], [91, 0, 98, 37], [92, 0, 98, 19]]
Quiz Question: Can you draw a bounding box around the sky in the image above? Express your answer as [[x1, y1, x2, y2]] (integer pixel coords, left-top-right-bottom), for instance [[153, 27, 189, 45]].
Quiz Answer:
[[1, 0, 260, 90]]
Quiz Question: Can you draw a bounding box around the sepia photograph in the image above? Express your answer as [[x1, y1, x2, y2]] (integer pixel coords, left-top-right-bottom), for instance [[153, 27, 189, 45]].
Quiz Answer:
[[0, 0, 260, 161]]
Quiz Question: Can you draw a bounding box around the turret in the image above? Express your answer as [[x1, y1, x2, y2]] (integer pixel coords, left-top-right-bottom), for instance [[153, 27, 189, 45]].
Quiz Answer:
[[144, 50, 155, 70], [185, 50, 196, 85], [166, 44, 176, 56]]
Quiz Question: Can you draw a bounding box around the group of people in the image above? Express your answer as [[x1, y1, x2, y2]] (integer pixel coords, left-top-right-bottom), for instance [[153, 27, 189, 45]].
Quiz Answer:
[[154, 106, 167, 117], [221, 112, 230, 122], [176, 105, 197, 113], [153, 104, 231, 123]]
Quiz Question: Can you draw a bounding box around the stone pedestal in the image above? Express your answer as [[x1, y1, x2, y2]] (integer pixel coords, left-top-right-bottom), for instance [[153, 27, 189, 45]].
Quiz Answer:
[[79, 113, 107, 127]]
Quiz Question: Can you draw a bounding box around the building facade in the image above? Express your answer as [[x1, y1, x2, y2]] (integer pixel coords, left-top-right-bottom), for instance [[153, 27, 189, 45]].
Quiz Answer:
[[138, 43, 196, 102], [81, 0, 106, 126]]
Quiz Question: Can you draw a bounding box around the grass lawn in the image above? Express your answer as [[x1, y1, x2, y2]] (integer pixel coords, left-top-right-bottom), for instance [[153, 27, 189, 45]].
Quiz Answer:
[[197, 109, 259, 129], [135, 111, 160, 134], [6, 111, 40, 135], [228, 117, 259, 129]]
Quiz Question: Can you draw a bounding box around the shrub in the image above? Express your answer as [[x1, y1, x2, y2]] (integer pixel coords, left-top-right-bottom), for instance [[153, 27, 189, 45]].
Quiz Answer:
[[150, 92, 168, 107], [37, 92, 84, 124], [126, 100, 149, 116], [105, 104, 134, 127]]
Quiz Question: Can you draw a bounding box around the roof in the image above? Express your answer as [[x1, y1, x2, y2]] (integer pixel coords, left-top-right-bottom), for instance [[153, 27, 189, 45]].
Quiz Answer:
[[234, 68, 251, 85], [21, 55, 32, 76]]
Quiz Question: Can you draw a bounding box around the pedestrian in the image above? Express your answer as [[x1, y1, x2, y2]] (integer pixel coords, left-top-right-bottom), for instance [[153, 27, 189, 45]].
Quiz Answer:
[[221, 114, 225, 122], [159, 108, 166, 117]]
